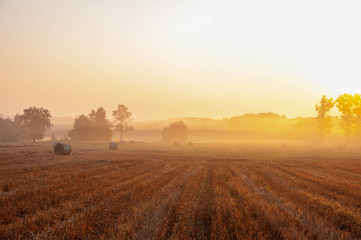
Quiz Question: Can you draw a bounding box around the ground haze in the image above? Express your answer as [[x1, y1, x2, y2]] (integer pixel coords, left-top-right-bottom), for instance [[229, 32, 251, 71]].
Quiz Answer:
[[1, 142, 361, 239]]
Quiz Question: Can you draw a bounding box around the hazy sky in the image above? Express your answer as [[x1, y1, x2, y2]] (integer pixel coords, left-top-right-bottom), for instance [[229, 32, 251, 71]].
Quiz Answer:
[[1, 0, 361, 120]]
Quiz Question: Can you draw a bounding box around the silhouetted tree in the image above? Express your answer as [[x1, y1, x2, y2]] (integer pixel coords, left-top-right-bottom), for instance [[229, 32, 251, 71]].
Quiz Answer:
[[68, 115, 91, 140], [89, 107, 113, 140], [12, 114, 27, 140], [315, 95, 335, 140], [68, 107, 112, 141], [0, 115, 26, 141], [112, 104, 133, 141], [21, 107, 52, 142], [161, 121, 188, 143], [0, 117, 14, 141]]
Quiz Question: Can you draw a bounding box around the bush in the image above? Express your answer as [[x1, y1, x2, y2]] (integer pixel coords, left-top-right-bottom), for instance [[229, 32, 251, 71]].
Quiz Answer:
[[161, 121, 188, 143]]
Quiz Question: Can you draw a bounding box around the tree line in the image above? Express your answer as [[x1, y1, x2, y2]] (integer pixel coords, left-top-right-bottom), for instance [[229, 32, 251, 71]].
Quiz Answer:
[[315, 93, 361, 140], [5, 94, 359, 143], [0, 107, 52, 142], [0, 105, 134, 142]]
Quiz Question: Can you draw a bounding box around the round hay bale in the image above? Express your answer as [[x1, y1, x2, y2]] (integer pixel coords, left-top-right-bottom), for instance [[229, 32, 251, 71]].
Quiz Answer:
[[109, 141, 118, 150], [174, 142, 180, 147], [54, 143, 72, 155], [187, 141, 193, 147]]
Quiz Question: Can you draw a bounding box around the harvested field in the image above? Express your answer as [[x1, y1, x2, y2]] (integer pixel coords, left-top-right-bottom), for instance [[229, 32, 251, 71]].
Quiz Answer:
[[1, 142, 361, 239]]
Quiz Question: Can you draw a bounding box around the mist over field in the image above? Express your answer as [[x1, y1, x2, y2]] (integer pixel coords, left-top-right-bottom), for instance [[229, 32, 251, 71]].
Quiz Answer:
[[45, 113, 358, 145], [1, 0, 361, 239]]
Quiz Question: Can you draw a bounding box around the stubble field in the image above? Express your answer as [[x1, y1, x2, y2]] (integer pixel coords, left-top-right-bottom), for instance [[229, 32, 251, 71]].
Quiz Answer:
[[1, 142, 361, 239]]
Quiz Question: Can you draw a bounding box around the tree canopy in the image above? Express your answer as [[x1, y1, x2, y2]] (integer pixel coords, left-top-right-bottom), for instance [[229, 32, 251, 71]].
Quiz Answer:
[[335, 93, 361, 138], [315, 95, 335, 139], [0, 115, 27, 141], [21, 107, 53, 142], [68, 107, 112, 141], [112, 104, 133, 141], [0, 107, 52, 142]]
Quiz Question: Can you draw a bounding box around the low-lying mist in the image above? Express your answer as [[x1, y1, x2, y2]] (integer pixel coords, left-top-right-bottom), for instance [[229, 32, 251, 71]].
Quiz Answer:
[[45, 113, 353, 146]]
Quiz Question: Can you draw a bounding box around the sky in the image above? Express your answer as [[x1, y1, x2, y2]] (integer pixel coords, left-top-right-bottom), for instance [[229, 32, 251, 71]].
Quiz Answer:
[[1, 0, 361, 121]]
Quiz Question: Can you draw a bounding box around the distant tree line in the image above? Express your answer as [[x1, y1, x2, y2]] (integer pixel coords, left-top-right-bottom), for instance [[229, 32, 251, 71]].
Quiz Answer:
[[161, 121, 188, 143], [68, 104, 133, 141], [0, 104, 134, 142], [315, 93, 361, 139], [68, 107, 112, 141], [0, 107, 52, 142], [8, 95, 361, 143]]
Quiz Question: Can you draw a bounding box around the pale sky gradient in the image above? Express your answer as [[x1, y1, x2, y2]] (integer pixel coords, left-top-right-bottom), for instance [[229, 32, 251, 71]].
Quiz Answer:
[[1, 0, 361, 120]]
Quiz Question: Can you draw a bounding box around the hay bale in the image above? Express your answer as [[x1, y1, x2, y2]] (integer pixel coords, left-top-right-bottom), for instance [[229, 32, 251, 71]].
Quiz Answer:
[[187, 141, 193, 147], [174, 142, 180, 147], [109, 141, 118, 150], [53, 143, 72, 155]]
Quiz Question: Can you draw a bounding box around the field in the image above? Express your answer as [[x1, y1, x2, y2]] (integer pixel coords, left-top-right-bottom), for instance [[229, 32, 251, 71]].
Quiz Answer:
[[1, 142, 361, 239]]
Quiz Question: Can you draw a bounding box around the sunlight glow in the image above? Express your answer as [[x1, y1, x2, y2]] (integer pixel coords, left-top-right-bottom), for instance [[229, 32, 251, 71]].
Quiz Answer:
[[1, 0, 360, 119]]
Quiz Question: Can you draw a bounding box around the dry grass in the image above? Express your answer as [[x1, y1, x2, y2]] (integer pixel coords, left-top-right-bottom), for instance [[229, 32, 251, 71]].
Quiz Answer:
[[1, 142, 361, 239]]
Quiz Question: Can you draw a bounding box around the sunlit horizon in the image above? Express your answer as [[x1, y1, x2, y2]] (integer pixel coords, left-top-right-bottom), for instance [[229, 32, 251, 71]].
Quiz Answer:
[[1, 1, 361, 121], [2, 2, 361, 238]]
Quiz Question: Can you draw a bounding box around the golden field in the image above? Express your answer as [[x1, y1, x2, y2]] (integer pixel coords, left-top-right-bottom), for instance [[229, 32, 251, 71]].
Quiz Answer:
[[1, 142, 361, 239]]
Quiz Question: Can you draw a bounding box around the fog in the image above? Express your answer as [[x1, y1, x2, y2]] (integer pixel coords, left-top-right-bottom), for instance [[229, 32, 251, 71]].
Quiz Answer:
[[22, 113, 349, 147]]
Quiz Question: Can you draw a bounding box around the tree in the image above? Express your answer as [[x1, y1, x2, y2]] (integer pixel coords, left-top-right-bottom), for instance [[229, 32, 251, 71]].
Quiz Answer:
[[68, 115, 92, 140], [11, 114, 27, 140], [336, 94, 356, 137], [21, 107, 53, 142], [112, 104, 133, 141], [0, 117, 14, 141], [0, 115, 25, 141], [89, 107, 113, 140], [352, 94, 361, 138], [68, 107, 112, 141], [315, 95, 335, 140], [161, 121, 188, 143]]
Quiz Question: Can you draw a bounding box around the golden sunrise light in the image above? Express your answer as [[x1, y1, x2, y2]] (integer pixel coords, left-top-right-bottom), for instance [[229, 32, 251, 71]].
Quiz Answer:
[[3, 1, 361, 239], [1, 1, 360, 120]]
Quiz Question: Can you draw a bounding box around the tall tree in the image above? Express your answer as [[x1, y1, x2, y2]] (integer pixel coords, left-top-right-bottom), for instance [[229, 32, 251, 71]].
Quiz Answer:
[[336, 94, 356, 137], [315, 95, 335, 140], [21, 107, 52, 142], [68, 107, 112, 141], [112, 104, 133, 141], [352, 94, 361, 138], [89, 107, 112, 140], [89, 107, 107, 123], [68, 115, 92, 140], [0, 114, 27, 142]]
